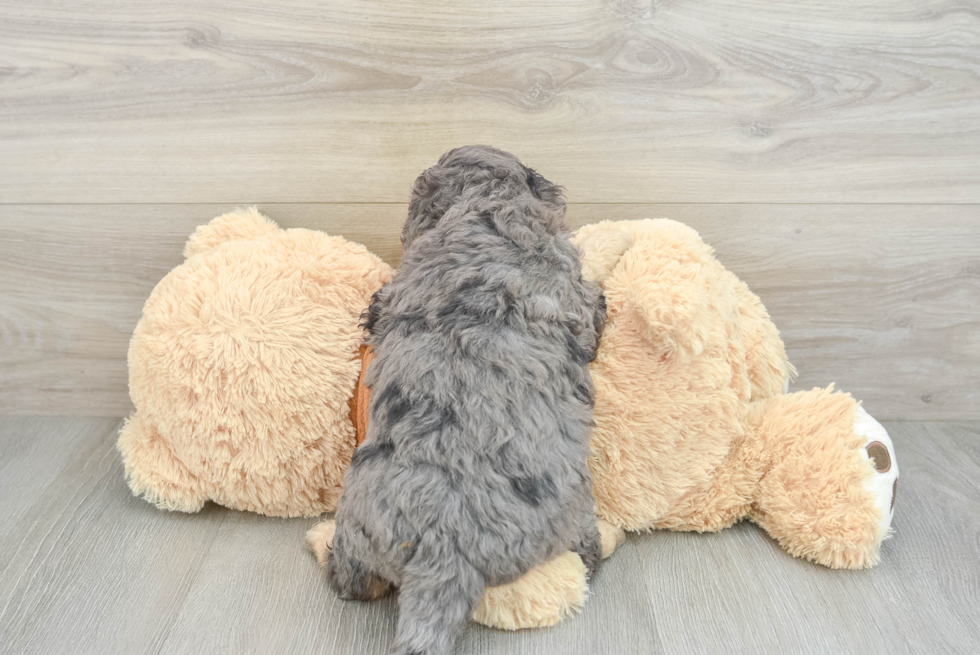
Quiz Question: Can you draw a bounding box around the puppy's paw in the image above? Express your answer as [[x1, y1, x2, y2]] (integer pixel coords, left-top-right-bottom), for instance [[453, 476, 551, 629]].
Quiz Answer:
[[597, 519, 626, 559], [305, 520, 336, 567]]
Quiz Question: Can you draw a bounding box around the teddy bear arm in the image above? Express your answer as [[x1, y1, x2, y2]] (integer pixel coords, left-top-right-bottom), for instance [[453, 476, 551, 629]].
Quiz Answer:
[[651, 425, 763, 533], [574, 219, 719, 361]]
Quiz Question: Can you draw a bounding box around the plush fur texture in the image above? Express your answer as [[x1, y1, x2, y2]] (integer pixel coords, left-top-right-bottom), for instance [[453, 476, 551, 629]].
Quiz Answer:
[[327, 146, 605, 655], [471, 551, 588, 630], [573, 219, 897, 569], [118, 209, 392, 517], [308, 517, 626, 630], [121, 208, 898, 633]]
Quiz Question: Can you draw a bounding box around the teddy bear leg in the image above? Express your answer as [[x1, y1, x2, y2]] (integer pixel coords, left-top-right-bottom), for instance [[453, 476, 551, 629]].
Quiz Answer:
[[472, 552, 589, 630], [116, 413, 208, 513], [306, 520, 590, 630], [598, 518, 626, 559], [750, 389, 898, 569]]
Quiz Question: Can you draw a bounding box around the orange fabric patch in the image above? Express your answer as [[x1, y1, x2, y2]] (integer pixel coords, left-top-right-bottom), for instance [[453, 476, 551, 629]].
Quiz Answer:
[[349, 345, 374, 446]]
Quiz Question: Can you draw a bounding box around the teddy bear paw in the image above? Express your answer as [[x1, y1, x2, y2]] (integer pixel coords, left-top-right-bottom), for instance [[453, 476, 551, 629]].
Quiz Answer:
[[853, 406, 899, 537], [597, 518, 626, 559], [305, 520, 336, 567]]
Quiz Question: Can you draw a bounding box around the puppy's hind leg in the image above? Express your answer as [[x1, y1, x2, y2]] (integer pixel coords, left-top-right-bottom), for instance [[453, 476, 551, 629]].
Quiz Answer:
[[326, 526, 392, 602], [390, 541, 484, 655]]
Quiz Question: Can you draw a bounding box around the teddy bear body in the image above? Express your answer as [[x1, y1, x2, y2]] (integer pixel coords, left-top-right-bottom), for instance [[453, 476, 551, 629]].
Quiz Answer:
[[120, 210, 899, 631], [575, 219, 898, 568]]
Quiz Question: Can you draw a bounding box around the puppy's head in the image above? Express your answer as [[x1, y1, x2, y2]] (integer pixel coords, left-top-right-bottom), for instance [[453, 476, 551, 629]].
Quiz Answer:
[[403, 145, 564, 248]]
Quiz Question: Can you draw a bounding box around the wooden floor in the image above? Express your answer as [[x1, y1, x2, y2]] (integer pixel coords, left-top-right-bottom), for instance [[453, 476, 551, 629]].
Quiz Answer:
[[0, 417, 978, 654]]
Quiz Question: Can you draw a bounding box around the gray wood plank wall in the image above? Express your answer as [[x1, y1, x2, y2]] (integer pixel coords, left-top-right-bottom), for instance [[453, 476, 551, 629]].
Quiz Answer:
[[3, 0, 979, 204], [1, 0, 978, 419]]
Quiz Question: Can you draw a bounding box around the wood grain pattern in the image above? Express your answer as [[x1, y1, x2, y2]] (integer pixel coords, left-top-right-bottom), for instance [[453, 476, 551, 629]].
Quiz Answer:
[[1, 0, 979, 203], [0, 418, 228, 655], [2, 203, 977, 419], [157, 515, 661, 655], [569, 204, 980, 421], [865, 421, 980, 653], [0, 203, 407, 417], [630, 420, 980, 654], [1, 417, 977, 654]]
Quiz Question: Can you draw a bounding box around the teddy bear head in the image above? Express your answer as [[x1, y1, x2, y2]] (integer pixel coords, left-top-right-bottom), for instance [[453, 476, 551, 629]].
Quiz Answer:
[[118, 209, 392, 517]]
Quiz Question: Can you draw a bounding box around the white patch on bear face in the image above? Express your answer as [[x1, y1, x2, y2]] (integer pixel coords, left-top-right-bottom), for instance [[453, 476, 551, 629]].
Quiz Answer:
[[853, 405, 899, 539]]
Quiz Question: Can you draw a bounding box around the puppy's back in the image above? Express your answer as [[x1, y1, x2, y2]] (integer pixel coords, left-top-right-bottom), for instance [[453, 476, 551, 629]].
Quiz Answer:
[[333, 146, 603, 655]]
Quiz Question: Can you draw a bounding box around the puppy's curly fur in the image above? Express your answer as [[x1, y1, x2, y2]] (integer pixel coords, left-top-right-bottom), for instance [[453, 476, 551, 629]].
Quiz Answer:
[[327, 146, 606, 655]]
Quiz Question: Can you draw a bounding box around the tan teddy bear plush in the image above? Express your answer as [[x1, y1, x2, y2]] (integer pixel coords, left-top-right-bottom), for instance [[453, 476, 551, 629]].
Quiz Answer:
[[120, 210, 898, 630], [118, 208, 392, 517], [118, 208, 592, 629], [573, 219, 898, 571]]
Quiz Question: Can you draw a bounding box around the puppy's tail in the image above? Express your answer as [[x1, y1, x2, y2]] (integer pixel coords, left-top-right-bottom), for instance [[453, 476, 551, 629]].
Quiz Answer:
[[390, 538, 484, 655]]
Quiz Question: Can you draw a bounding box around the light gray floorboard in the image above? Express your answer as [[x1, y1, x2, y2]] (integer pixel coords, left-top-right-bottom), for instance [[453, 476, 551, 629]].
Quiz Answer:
[[0, 418, 118, 528], [864, 422, 980, 654], [0, 418, 227, 655], [1, 418, 978, 655]]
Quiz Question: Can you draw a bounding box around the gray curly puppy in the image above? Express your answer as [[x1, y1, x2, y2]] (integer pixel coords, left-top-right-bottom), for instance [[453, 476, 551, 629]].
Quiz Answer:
[[327, 145, 605, 655]]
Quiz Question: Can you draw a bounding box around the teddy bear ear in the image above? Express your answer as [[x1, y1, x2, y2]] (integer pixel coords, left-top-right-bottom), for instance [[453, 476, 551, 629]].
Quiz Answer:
[[573, 222, 634, 284], [183, 207, 279, 259]]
